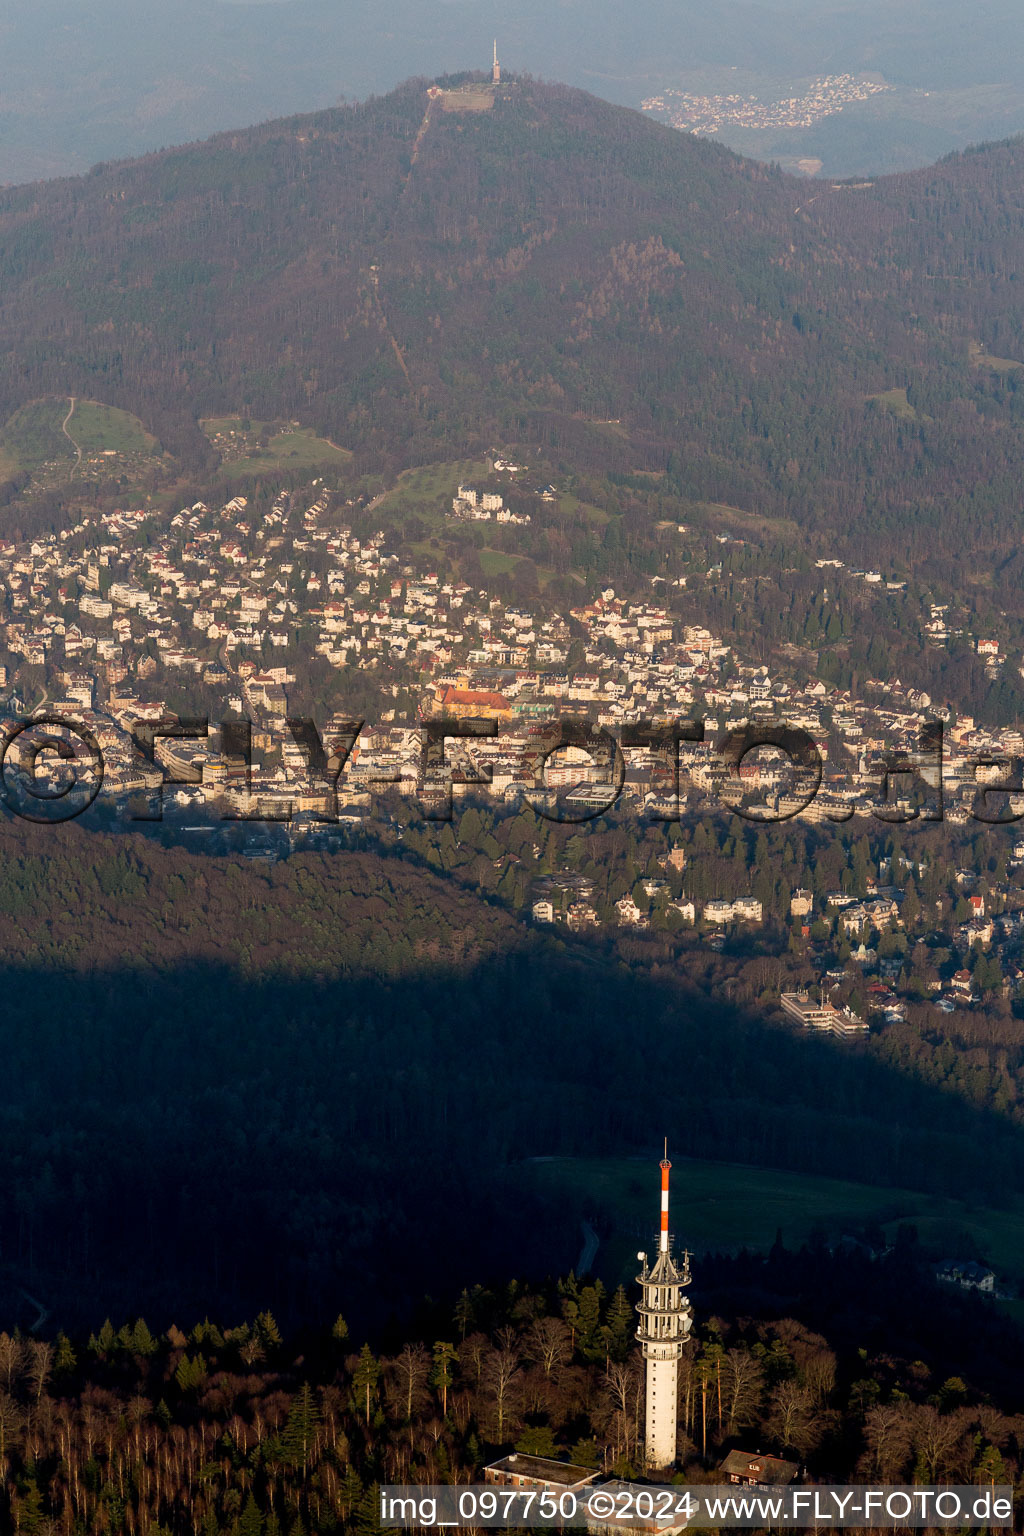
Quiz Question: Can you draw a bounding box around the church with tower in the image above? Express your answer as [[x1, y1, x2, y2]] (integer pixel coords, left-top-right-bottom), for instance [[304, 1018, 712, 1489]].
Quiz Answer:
[[636, 1147, 693, 1468]]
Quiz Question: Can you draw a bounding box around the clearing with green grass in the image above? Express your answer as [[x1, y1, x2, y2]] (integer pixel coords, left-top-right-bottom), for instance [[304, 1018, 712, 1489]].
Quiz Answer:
[[369, 458, 494, 526], [68, 400, 159, 456], [556, 492, 611, 525], [969, 339, 1024, 374], [696, 501, 802, 540], [478, 548, 523, 577], [866, 386, 918, 420], [1, 399, 77, 472], [201, 416, 351, 477], [516, 1154, 1024, 1288], [0, 397, 160, 476]]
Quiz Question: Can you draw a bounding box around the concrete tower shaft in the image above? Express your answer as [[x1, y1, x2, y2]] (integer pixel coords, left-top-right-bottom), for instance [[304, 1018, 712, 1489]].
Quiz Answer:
[[636, 1150, 693, 1469]]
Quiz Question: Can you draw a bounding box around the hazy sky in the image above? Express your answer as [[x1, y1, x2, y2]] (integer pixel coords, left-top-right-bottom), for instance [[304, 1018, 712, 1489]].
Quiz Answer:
[[2, 0, 1023, 185]]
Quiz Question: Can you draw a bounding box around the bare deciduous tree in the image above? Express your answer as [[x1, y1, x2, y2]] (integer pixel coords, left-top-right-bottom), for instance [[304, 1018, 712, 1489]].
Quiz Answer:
[[524, 1317, 571, 1378], [0, 1334, 23, 1395], [0, 1392, 22, 1462], [27, 1339, 53, 1403], [483, 1347, 521, 1442], [862, 1403, 914, 1481], [391, 1344, 430, 1425], [912, 1404, 972, 1483], [602, 1355, 643, 1461], [722, 1348, 765, 1432], [766, 1379, 820, 1457]]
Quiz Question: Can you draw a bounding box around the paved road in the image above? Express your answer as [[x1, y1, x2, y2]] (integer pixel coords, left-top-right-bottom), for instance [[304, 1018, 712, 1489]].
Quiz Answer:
[[19, 1289, 50, 1335], [61, 396, 83, 475], [577, 1219, 599, 1275]]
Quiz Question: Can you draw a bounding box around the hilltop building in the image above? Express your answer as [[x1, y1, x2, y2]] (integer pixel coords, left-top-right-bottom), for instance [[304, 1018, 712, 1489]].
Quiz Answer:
[[484, 1454, 597, 1493], [636, 1148, 693, 1469], [718, 1450, 799, 1488]]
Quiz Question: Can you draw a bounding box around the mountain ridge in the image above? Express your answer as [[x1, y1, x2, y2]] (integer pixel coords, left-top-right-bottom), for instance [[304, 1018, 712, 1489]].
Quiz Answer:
[[2, 76, 1024, 567], [5, 0, 1024, 185]]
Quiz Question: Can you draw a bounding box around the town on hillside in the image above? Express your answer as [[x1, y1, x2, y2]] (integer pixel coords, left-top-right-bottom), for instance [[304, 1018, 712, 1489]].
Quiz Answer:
[[3, 458, 1024, 1028]]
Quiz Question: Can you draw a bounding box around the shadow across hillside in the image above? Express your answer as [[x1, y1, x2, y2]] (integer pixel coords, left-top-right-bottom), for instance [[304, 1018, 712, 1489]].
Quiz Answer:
[[1, 945, 1023, 1337]]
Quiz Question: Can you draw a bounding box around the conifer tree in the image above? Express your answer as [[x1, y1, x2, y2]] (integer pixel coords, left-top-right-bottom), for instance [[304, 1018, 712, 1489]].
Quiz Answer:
[[353, 1343, 380, 1422], [54, 1331, 76, 1374], [237, 1493, 264, 1536], [605, 1285, 633, 1360], [283, 1382, 320, 1471], [431, 1341, 457, 1417], [256, 1311, 282, 1351]]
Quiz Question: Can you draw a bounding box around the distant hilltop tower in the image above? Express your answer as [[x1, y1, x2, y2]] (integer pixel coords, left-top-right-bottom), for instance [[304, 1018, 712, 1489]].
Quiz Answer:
[[636, 1144, 693, 1469], [492, 40, 501, 84]]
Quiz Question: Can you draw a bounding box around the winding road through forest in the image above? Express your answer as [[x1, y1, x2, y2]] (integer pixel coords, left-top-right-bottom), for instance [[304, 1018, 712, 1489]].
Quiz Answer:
[[61, 396, 83, 474]]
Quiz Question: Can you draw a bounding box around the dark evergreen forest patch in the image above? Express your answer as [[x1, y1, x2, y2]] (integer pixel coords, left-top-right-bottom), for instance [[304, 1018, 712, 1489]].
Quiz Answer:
[[1, 819, 1023, 1333]]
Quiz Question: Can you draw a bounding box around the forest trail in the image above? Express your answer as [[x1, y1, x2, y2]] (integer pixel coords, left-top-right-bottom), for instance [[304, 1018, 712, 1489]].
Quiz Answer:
[[368, 268, 413, 387], [402, 97, 436, 198]]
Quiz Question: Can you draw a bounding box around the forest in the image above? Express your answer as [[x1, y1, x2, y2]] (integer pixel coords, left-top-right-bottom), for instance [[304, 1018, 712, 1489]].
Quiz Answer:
[[2, 810, 1024, 1338], [2, 78, 1024, 587], [0, 1250, 1022, 1535]]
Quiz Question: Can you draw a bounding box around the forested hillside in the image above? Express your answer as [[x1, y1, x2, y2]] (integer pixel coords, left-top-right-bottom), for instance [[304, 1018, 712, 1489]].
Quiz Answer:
[[7, 71, 1024, 1406], [2, 815, 1024, 1334], [1, 1265, 1023, 1535], [2, 79, 1024, 578]]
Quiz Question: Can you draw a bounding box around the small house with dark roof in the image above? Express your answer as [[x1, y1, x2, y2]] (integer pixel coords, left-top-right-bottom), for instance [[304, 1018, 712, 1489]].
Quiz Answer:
[[718, 1450, 799, 1488]]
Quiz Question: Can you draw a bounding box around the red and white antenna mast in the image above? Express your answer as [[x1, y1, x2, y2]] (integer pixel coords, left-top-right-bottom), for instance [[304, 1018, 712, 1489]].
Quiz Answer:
[[636, 1138, 693, 1469], [659, 1137, 671, 1255]]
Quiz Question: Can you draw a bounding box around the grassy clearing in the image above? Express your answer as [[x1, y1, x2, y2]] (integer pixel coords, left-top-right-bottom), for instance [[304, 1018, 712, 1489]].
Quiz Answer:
[[0, 399, 76, 470], [480, 546, 561, 589], [697, 501, 801, 540], [372, 459, 493, 525], [68, 400, 158, 456], [866, 386, 918, 420], [201, 417, 351, 478], [202, 416, 249, 435], [374, 458, 582, 589], [557, 493, 611, 525], [515, 1154, 1024, 1288], [263, 429, 351, 466], [440, 90, 495, 112], [579, 417, 629, 439], [479, 548, 522, 576], [969, 340, 1024, 374], [0, 397, 160, 476]]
